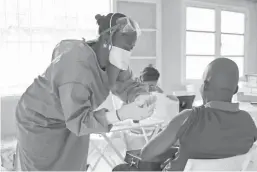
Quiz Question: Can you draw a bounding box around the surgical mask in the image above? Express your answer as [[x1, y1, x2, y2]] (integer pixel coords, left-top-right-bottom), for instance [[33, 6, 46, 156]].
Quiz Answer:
[[109, 46, 131, 70]]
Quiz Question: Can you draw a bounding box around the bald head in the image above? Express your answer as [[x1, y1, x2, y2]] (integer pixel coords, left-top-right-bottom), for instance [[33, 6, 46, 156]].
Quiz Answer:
[[201, 58, 239, 102]]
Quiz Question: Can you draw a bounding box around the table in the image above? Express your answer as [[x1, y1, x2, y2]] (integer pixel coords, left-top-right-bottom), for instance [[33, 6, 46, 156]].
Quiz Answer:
[[88, 118, 164, 171]]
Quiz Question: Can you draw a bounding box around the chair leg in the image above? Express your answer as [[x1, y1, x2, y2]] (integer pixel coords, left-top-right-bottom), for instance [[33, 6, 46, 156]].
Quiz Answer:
[[90, 141, 114, 171], [101, 134, 125, 162]]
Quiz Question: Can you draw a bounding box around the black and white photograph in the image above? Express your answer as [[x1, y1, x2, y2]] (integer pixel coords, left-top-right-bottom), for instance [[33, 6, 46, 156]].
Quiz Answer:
[[1, 0, 257, 171]]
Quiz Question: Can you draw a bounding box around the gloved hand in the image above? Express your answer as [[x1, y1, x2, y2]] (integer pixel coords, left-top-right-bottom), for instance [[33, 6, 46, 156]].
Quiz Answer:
[[117, 102, 155, 121], [134, 94, 157, 108]]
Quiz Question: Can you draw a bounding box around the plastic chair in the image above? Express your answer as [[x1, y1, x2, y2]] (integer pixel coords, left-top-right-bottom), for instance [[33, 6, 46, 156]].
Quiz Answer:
[[184, 143, 257, 171]]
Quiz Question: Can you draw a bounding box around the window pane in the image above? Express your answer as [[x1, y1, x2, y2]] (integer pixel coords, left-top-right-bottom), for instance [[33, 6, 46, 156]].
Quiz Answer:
[[6, 13, 18, 27], [19, 0, 30, 14], [31, 0, 42, 14], [31, 0, 43, 27], [225, 57, 244, 77], [0, 13, 6, 28], [186, 32, 215, 55], [31, 32, 43, 42], [6, 0, 17, 13], [221, 11, 245, 34], [1, 0, 111, 89], [19, 14, 30, 27], [66, 17, 78, 29], [186, 56, 214, 80], [42, 0, 55, 27], [7, 31, 19, 42], [19, 30, 31, 42], [19, 43, 31, 59], [53, 0, 66, 16], [117, 1, 156, 29], [7, 42, 20, 59], [186, 7, 215, 32], [221, 34, 244, 56], [0, 0, 5, 13], [66, 0, 79, 17], [54, 16, 67, 29]]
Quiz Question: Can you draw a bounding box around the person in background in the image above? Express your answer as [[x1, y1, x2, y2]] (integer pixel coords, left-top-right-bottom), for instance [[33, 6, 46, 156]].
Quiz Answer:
[[15, 13, 156, 171], [139, 64, 163, 93], [140, 58, 257, 171], [139, 65, 179, 103]]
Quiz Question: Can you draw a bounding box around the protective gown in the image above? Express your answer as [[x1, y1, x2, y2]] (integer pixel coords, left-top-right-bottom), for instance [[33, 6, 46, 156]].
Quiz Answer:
[[15, 39, 147, 171]]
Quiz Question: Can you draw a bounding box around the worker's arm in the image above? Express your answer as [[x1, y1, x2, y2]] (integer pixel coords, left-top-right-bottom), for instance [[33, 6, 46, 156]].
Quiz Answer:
[[140, 110, 192, 161], [59, 83, 119, 136], [112, 68, 149, 103]]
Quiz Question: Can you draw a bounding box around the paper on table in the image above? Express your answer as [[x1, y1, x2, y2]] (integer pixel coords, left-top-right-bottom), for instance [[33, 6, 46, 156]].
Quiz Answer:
[[150, 92, 179, 124]]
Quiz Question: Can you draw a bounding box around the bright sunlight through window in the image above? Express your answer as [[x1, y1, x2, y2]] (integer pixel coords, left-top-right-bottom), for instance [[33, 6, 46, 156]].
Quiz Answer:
[[0, 0, 111, 94], [185, 7, 245, 80]]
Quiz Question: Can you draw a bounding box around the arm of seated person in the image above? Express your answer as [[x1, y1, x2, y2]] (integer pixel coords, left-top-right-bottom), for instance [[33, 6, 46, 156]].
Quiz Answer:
[[140, 109, 191, 161]]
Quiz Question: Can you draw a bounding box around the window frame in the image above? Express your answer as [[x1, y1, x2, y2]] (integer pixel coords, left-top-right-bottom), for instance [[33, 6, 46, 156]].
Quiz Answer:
[[181, 0, 249, 84]]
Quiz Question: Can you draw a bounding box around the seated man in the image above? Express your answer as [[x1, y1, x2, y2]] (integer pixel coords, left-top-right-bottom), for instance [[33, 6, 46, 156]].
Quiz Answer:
[[113, 58, 257, 171], [140, 58, 257, 171]]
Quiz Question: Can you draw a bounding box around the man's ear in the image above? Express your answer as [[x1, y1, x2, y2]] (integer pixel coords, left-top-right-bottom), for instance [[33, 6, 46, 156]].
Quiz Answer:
[[234, 85, 239, 95]]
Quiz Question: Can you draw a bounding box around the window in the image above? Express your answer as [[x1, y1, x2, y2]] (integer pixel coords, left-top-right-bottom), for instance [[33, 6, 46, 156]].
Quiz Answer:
[[0, 0, 111, 93], [184, 5, 246, 80]]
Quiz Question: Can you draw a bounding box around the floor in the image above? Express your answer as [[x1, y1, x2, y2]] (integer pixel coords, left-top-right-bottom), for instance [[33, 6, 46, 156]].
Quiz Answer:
[[1, 132, 146, 172]]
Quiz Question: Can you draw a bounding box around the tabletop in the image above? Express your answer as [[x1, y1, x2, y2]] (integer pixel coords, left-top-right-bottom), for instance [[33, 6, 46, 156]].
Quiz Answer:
[[111, 118, 164, 132]]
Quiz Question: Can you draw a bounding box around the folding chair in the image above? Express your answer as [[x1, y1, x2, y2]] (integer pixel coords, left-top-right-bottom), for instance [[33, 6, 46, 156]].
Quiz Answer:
[[88, 134, 115, 171]]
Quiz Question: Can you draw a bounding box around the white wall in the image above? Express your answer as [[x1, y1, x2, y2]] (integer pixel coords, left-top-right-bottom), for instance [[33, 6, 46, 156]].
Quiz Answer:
[[1, 96, 20, 138], [162, 0, 184, 94], [161, 0, 257, 94], [254, 2, 257, 73]]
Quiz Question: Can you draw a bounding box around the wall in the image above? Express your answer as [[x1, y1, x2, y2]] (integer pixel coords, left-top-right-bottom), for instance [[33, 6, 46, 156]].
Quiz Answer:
[[254, 2, 257, 68], [161, 0, 184, 94], [1, 96, 20, 138], [161, 0, 257, 94]]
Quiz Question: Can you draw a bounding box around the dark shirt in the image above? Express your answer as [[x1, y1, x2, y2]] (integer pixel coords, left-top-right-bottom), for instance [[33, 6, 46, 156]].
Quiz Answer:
[[169, 101, 257, 171]]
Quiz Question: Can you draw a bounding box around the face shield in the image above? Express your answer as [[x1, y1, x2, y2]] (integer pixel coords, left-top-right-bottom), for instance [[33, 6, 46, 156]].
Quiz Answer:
[[115, 17, 141, 38], [100, 14, 141, 88]]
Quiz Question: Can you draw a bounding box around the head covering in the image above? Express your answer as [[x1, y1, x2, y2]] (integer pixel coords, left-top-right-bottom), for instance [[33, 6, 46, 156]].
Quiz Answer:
[[203, 58, 239, 94], [95, 13, 126, 35], [95, 13, 141, 38], [140, 64, 160, 82]]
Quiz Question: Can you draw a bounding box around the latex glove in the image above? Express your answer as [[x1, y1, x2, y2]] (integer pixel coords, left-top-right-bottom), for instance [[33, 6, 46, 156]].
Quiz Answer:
[[134, 94, 157, 108], [117, 102, 155, 121]]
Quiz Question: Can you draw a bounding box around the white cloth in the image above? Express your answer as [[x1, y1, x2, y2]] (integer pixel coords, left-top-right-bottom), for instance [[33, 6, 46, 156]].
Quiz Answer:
[[149, 92, 179, 126]]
